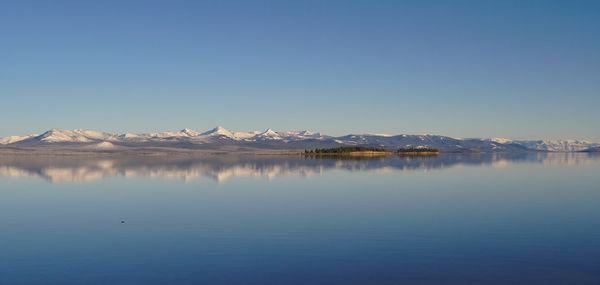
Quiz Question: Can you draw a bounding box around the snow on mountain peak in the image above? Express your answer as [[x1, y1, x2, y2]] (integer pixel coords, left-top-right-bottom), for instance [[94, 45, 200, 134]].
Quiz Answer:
[[250, 129, 282, 140], [298, 130, 313, 136], [262, 129, 278, 135], [120, 133, 139, 139], [1, 127, 598, 152], [0, 134, 38, 145], [39, 129, 92, 143], [491, 138, 513, 144], [181, 128, 201, 136], [200, 126, 238, 139], [515, 139, 599, 152], [33, 129, 119, 143]]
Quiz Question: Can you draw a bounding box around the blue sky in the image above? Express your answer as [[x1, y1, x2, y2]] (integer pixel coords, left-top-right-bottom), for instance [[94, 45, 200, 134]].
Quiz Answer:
[[1, 0, 599, 140]]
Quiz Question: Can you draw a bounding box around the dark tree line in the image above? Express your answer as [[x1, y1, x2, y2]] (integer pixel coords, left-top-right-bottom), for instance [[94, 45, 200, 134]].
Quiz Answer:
[[397, 147, 439, 153], [305, 146, 387, 154], [304, 146, 439, 154]]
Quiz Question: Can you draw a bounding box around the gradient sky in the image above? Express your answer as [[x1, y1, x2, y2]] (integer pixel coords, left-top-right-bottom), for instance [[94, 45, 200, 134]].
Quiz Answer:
[[1, 0, 599, 141]]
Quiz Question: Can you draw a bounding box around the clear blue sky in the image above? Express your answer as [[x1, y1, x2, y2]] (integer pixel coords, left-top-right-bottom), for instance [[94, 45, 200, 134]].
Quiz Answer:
[[1, 0, 599, 140]]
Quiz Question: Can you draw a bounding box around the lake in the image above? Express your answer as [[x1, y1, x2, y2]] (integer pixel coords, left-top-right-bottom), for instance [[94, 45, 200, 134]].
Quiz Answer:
[[1, 153, 599, 284]]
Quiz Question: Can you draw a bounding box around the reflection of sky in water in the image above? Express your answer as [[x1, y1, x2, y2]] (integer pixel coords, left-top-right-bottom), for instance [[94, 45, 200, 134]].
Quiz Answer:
[[0, 154, 599, 284], [0, 153, 598, 183]]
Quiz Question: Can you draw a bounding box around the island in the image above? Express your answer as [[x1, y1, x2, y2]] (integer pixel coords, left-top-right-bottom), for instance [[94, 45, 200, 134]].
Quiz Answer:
[[396, 147, 439, 155], [303, 146, 392, 156], [300, 146, 439, 157]]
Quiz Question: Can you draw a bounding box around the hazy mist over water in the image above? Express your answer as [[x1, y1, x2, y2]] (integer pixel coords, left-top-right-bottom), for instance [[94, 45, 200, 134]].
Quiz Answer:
[[1, 153, 599, 284]]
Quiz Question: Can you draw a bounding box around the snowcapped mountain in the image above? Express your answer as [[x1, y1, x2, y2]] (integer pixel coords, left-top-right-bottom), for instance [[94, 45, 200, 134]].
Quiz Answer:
[[484, 138, 600, 152], [201, 126, 237, 138], [0, 127, 597, 152], [37, 129, 120, 143], [0, 134, 39, 145], [2, 129, 120, 144], [512, 140, 599, 152], [582, 146, 600, 153], [181, 128, 201, 137], [255, 129, 282, 140]]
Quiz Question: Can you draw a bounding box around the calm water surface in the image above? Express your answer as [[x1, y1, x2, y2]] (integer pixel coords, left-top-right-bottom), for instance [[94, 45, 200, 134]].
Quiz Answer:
[[1, 153, 599, 284]]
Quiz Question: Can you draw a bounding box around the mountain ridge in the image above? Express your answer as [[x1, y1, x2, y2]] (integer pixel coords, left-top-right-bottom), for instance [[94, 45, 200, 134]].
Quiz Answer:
[[1, 127, 598, 152]]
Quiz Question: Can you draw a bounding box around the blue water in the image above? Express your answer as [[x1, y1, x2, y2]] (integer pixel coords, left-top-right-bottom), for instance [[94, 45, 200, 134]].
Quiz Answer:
[[0, 153, 599, 284]]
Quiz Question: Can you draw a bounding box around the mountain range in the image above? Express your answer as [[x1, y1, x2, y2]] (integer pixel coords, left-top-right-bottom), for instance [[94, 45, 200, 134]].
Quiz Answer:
[[1, 127, 598, 152]]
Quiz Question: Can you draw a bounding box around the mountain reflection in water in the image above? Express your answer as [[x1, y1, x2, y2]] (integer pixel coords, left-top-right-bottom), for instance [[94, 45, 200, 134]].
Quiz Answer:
[[0, 153, 597, 183]]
